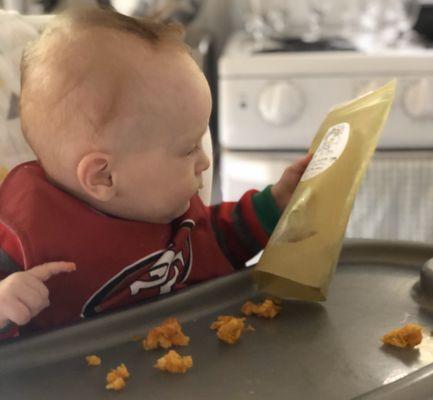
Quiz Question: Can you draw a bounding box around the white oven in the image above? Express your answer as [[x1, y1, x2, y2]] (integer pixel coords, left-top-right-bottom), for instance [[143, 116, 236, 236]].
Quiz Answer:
[[218, 32, 433, 242]]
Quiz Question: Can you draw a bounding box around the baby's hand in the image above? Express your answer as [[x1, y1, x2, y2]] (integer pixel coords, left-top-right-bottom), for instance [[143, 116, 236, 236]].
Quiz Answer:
[[271, 154, 313, 211], [0, 262, 76, 329]]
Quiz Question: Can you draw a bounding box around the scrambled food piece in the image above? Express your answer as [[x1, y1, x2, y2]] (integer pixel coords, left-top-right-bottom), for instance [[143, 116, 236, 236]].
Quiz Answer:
[[155, 350, 193, 373], [114, 363, 130, 379], [106, 363, 130, 391], [210, 316, 246, 344], [85, 355, 101, 366], [142, 318, 190, 350], [382, 324, 423, 348], [246, 324, 256, 332], [106, 376, 125, 391], [241, 299, 281, 319]]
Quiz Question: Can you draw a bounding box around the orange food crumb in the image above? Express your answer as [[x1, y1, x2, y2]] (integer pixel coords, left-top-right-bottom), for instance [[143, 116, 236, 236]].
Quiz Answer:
[[210, 316, 246, 344], [106, 376, 125, 391], [155, 350, 193, 373], [85, 355, 101, 366], [241, 299, 281, 319], [105, 363, 130, 391], [114, 363, 130, 379], [106, 371, 119, 383], [382, 324, 423, 348], [142, 318, 190, 350]]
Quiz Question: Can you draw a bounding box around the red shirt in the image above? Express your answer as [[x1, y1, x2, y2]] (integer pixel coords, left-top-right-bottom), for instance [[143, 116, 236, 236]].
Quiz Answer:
[[0, 162, 276, 339]]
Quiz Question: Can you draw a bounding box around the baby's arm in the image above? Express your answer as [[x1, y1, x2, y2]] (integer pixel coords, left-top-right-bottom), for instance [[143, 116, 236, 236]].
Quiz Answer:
[[0, 262, 76, 334], [208, 154, 311, 267], [0, 222, 76, 338]]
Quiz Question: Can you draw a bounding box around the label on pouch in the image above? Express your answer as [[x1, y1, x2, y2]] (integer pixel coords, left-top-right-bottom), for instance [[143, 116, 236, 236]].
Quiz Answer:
[[301, 122, 350, 182]]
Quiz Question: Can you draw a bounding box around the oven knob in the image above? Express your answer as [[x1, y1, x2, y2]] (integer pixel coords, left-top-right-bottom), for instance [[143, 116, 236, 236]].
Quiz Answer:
[[403, 78, 433, 119], [258, 82, 303, 126]]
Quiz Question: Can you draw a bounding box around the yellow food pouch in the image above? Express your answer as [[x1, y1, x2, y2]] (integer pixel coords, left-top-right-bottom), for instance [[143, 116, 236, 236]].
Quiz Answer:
[[253, 81, 396, 301]]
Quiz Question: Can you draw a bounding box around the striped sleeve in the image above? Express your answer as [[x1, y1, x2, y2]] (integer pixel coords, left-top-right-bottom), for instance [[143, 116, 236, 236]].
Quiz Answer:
[[208, 186, 281, 269], [0, 222, 24, 340]]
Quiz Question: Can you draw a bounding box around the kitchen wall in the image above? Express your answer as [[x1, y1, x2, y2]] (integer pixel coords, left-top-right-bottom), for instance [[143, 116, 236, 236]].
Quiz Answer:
[[190, 0, 243, 56], [52, 0, 243, 56]]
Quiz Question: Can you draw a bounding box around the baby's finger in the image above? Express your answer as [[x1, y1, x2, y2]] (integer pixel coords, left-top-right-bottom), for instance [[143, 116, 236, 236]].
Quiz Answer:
[[28, 262, 76, 282], [15, 285, 49, 317], [3, 299, 32, 326], [291, 153, 313, 174], [23, 273, 49, 300]]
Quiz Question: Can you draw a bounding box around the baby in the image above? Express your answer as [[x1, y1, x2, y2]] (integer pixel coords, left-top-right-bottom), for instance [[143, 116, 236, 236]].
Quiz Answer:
[[0, 8, 311, 339]]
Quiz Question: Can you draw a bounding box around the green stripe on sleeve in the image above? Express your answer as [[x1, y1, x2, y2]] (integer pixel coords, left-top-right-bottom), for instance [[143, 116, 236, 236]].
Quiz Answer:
[[252, 185, 281, 235]]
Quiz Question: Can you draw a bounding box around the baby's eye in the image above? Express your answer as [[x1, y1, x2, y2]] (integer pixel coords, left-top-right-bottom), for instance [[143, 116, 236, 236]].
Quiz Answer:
[[187, 144, 201, 155]]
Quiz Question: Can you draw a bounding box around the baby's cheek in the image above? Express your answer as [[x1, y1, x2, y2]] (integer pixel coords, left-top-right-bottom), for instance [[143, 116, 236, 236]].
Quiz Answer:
[[167, 184, 189, 204]]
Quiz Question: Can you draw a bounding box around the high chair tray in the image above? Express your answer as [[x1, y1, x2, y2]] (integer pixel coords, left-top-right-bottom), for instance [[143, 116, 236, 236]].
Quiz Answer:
[[1, 240, 433, 400]]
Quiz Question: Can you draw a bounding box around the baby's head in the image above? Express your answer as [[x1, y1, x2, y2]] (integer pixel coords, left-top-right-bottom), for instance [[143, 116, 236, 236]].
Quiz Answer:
[[20, 7, 211, 223]]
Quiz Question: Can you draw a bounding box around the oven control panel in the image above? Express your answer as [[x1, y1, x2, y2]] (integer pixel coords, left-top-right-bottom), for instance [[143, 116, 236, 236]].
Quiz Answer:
[[219, 75, 433, 150]]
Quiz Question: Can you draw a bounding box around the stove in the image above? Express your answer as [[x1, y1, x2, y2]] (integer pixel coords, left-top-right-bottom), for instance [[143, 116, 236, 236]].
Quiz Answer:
[[218, 32, 433, 243], [219, 32, 433, 150]]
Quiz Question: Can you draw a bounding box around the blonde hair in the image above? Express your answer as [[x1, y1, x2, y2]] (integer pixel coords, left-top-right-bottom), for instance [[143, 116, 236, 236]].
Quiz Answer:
[[20, 7, 187, 169]]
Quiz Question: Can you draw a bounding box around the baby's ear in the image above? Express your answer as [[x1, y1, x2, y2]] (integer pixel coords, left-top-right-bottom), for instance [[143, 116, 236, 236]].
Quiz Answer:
[[76, 152, 116, 202]]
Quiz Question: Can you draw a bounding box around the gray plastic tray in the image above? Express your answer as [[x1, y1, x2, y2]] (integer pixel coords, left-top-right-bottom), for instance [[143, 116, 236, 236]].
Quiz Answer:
[[1, 239, 433, 400]]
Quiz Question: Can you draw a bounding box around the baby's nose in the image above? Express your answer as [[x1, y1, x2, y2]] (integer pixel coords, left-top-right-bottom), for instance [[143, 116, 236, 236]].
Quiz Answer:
[[197, 150, 210, 174], [202, 153, 210, 171]]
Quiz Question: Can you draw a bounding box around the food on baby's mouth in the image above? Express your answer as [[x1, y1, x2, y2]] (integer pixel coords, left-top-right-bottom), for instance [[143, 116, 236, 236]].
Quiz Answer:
[[105, 363, 130, 391], [142, 317, 190, 350], [210, 316, 246, 344], [155, 350, 193, 373], [241, 299, 281, 318], [382, 324, 423, 348], [85, 355, 101, 366]]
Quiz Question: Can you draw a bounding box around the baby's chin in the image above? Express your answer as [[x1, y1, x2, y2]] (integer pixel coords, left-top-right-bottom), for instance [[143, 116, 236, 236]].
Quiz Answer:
[[176, 200, 191, 218], [130, 201, 191, 224], [152, 197, 195, 224], [160, 201, 191, 223]]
